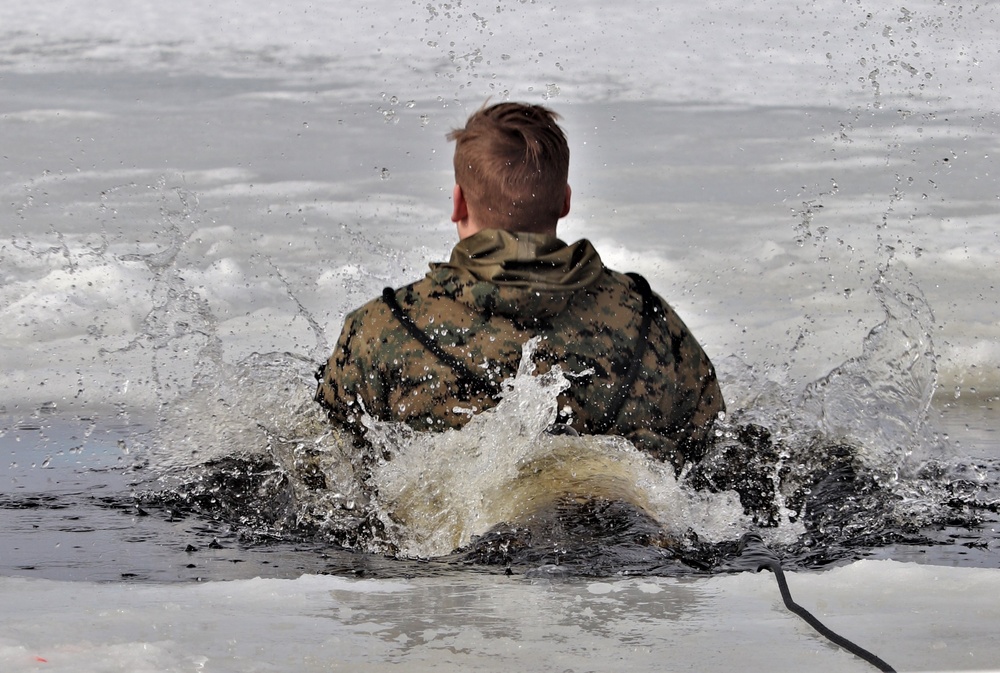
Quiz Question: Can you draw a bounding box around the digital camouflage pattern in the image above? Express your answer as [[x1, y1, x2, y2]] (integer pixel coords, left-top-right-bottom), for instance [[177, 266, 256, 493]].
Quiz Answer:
[[316, 229, 724, 471]]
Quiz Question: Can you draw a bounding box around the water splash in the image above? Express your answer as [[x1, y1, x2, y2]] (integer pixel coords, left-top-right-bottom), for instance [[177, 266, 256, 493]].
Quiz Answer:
[[129, 249, 986, 574], [795, 262, 938, 474], [366, 338, 746, 558]]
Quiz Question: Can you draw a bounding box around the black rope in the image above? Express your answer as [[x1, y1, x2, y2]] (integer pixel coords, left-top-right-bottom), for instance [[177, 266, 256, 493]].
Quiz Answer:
[[381, 287, 501, 397], [736, 533, 896, 672]]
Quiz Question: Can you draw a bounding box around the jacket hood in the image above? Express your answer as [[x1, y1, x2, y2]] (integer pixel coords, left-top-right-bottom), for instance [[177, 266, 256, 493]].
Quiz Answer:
[[427, 229, 605, 319]]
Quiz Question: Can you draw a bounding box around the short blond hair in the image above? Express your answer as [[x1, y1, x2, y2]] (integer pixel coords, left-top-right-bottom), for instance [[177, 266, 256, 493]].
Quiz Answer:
[[447, 102, 569, 233]]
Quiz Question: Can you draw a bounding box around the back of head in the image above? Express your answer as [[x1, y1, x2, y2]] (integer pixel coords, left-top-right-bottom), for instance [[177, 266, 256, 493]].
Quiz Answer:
[[448, 102, 569, 234]]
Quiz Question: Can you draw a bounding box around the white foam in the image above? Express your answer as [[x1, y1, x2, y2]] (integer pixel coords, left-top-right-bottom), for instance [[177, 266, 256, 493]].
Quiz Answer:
[[369, 340, 750, 557]]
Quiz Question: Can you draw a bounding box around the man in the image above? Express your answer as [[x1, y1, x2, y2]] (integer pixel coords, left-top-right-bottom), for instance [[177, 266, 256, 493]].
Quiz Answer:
[[315, 102, 724, 472]]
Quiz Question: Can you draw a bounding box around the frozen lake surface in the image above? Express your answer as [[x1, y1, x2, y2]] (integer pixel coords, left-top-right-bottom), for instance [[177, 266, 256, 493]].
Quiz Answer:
[[4, 559, 1000, 673], [2, 1, 999, 671]]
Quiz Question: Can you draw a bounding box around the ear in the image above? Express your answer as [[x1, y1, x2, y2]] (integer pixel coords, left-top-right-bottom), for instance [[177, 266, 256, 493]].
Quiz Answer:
[[559, 184, 572, 218], [451, 184, 469, 223]]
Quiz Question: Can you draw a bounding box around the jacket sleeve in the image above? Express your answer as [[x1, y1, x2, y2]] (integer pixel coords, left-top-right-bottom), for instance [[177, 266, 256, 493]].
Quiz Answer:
[[315, 308, 383, 434], [632, 294, 725, 470], [665, 341, 725, 463]]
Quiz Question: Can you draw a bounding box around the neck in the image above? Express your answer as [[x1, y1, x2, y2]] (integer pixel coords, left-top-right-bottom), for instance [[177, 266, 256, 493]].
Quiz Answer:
[[458, 222, 557, 241]]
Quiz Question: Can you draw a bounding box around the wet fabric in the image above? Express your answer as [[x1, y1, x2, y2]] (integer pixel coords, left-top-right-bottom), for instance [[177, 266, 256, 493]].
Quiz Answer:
[[316, 229, 724, 470]]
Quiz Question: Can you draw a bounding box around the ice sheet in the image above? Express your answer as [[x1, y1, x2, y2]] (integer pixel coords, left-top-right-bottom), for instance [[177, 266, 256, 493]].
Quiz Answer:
[[2, 561, 999, 673]]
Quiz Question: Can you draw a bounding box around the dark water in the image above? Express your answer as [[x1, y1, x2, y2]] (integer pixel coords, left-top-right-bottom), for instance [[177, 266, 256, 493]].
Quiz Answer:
[[2, 394, 997, 583]]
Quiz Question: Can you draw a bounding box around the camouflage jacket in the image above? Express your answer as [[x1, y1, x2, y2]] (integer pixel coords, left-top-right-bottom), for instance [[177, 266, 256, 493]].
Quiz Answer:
[[315, 229, 724, 470]]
